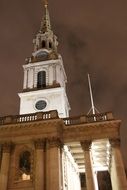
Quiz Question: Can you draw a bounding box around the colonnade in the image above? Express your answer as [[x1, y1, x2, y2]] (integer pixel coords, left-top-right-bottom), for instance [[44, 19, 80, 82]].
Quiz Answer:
[[80, 139, 127, 190], [0, 138, 127, 190]]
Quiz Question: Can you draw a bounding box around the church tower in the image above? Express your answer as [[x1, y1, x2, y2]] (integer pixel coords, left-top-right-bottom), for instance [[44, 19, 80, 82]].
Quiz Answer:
[[18, 1, 70, 118]]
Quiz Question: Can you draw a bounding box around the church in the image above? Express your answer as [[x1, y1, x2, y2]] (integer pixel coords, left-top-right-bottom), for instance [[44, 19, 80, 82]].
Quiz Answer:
[[0, 1, 127, 190]]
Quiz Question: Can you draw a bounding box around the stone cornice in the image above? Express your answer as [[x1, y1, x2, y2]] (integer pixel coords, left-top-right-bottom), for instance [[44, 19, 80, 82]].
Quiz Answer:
[[0, 118, 61, 133], [0, 120, 63, 145], [63, 120, 120, 143], [0, 118, 121, 145], [0, 118, 61, 131], [64, 119, 121, 129]]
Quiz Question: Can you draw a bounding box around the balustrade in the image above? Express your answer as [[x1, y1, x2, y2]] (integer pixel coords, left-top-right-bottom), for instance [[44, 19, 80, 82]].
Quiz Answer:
[[63, 112, 113, 126], [0, 111, 113, 126], [0, 110, 58, 125]]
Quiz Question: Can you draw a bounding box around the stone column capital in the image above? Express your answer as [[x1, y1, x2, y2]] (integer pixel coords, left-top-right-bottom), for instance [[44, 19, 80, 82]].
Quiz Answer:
[[2, 142, 12, 153], [47, 137, 63, 149], [34, 139, 45, 150], [80, 140, 92, 151], [109, 138, 120, 148]]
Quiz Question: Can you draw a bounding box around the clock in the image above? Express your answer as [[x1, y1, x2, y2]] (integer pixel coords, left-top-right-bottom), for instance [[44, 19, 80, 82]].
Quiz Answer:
[[35, 100, 47, 110], [36, 51, 48, 60]]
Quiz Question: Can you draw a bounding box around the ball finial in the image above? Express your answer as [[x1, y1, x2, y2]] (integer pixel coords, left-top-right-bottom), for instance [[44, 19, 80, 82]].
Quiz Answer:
[[43, 0, 48, 7]]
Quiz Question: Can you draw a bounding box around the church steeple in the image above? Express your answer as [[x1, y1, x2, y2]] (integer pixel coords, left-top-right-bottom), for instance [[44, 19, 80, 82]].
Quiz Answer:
[[24, 0, 59, 64], [19, 0, 70, 117], [40, 0, 51, 33]]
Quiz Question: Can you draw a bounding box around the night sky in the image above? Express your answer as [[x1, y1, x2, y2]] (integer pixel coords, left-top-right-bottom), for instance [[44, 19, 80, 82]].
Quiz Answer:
[[0, 0, 127, 168]]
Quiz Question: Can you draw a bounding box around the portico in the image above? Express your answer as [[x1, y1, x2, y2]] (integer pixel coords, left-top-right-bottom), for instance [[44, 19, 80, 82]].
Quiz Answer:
[[0, 110, 126, 190]]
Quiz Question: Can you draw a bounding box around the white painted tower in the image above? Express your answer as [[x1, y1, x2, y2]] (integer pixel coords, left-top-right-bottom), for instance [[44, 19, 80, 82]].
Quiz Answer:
[[19, 2, 70, 117]]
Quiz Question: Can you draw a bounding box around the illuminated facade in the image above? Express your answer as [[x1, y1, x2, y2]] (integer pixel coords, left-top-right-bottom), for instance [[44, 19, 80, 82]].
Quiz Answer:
[[0, 1, 127, 190], [18, 2, 70, 118]]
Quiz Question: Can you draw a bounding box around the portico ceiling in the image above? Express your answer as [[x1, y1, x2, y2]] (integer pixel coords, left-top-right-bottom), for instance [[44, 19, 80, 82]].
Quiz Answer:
[[66, 139, 111, 173]]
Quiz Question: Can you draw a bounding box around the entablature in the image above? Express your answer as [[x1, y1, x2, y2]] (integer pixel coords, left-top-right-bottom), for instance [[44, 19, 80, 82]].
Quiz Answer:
[[0, 110, 121, 144]]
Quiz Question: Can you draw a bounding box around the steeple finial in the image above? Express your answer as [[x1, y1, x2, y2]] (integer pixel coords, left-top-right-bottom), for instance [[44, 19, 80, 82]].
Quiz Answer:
[[43, 0, 48, 7]]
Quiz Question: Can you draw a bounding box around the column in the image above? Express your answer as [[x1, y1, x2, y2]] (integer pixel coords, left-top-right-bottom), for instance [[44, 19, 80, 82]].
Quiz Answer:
[[0, 143, 11, 190], [23, 70, 27, 89], [53, 64, 57, 84], [46, 137, 62, 190], [81, 140, 95, 190], [93, 171, 99, 190], [60, 148, 64, 190], [34, 139, 45, 190], [110, 139, 127, 190], [28, 68, 34, 88]]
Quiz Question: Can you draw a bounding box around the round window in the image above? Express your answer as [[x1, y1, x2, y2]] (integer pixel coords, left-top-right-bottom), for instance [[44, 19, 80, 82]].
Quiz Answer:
[[35, 100, 47, 110]]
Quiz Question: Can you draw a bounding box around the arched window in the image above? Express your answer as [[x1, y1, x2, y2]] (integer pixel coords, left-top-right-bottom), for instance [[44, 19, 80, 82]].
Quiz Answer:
[[37, 71, 46, 88], [42, 40, 46, 48], [49, 42, 52, 49], [19, 151, 31, 180]]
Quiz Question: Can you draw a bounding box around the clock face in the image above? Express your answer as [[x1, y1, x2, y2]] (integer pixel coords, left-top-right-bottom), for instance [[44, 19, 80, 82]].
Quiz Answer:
[[35, 100, 47, 111], [36, 51, 48, 60]]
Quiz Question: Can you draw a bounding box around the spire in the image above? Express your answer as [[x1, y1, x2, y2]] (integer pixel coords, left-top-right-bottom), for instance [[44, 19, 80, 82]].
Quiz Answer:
[[40, 0, 51, 33], [30, 0, 59, 62]]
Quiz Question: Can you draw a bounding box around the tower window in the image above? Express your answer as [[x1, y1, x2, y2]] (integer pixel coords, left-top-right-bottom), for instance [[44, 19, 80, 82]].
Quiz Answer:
[[49, 42, 52, 48], [37, 71, 46, 88], [19, 151, 31, 180], [42, 40, 46, 48]]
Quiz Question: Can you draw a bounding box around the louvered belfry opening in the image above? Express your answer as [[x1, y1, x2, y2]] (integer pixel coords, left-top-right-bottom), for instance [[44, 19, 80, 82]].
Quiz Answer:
[[37, 71, 46, 88]]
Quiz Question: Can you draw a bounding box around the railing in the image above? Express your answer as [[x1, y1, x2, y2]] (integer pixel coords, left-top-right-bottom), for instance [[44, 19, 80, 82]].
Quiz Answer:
[[63, 116, 81, 126], [63, 112, 114, 126], [0, 110, 58, 125], [0, 111, 114, 126]]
